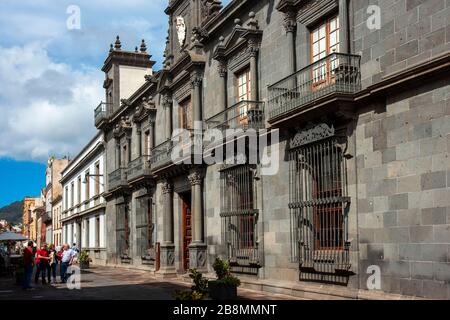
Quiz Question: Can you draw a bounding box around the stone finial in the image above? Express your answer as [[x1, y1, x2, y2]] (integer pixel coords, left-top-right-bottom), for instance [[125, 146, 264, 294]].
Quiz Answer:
[[140, 39, 147, 53], [135, 46, 138, 53], [234, 18, 241, 27], [218, 36, 225, 46], [109, 44, 114, 52], [247, 12, 259, 30], [114, 36, 122, 50]]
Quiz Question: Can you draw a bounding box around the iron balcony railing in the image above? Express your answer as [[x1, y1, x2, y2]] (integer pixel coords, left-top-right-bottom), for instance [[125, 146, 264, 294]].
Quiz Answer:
[[94, 102, 111, 126], [206, 100, 265, 133], [268, 53, 361, 121], [108, 167, 127, 190], [150, 129, 199, 171], [127, 155, 151, 182]]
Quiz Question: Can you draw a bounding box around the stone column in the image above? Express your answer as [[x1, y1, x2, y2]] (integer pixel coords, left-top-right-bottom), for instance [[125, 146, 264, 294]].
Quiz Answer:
[[149, 120, 155, 151], [163, 95, 172, 140], [339, 0, 349, 54], [283, 11, 297, 76], [218, 61, 227, 112], [115, 141, 121, 168], [137, 125, 142, 157], [158, 181, 176, 277], [127, 137, 132, 165], [187, 170, 207, 271], [191, 72, 203, 124], [249, 48, 259, 101]]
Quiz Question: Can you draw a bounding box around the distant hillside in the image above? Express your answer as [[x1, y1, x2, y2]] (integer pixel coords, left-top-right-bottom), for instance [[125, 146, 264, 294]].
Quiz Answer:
[[0, 200, 23, 224]]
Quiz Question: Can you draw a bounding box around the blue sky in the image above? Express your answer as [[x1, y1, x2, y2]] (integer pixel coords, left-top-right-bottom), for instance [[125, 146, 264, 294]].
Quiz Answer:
[[0, 0, 232, 207]]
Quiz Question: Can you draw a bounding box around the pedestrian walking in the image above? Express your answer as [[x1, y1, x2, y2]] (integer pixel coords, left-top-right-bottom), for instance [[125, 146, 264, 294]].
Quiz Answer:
[[48, 244, 58, 284], [22, 241, 34, 290], [60, 244, 76, 283], [34, 243, 50, 284]]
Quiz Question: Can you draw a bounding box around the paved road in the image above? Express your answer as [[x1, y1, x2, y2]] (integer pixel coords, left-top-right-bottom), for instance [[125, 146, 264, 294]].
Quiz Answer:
[[0, 266, 302, 300]]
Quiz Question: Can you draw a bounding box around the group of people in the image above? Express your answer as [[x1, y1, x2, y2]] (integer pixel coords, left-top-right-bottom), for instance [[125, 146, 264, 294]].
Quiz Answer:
[[22, 241, 78, 290]]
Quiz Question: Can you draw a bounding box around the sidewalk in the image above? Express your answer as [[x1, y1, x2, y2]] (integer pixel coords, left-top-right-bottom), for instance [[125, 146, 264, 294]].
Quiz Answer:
[[0, 266, 305, 300]]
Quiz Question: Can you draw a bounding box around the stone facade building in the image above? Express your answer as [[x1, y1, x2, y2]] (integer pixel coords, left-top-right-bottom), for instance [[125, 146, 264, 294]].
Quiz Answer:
[[43, 157, 69, 245], [52, 195, 62, 247], [22, 197, 39, 239], [93, 0, 450, 299], [61, 132, 107, 265]]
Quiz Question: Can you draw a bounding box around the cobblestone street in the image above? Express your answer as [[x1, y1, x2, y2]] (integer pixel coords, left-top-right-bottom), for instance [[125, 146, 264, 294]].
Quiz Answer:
[[0, 266, 303, 300]]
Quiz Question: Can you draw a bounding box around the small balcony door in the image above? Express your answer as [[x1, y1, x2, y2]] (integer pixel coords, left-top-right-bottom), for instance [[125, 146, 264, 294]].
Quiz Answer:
[[236, 68, 251, 125], [311, 15, 340, 91]]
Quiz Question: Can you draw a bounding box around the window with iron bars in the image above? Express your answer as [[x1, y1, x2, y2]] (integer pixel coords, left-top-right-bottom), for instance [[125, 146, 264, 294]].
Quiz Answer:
[[220, 164, 260, 270], [135, 196, 155, 258], [116, 203, 130, 258], [289, 136, 351, 275]]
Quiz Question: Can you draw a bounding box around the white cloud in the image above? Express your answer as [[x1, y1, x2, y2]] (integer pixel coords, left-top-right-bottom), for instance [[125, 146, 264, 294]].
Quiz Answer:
[[0, 43, 104, 162]]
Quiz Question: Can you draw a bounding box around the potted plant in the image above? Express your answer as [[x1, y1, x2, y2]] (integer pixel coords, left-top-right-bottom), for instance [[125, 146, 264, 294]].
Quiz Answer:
[[78, 250, 91, 269], [173, 268, 208, 300], [208, 257, 241, 300]]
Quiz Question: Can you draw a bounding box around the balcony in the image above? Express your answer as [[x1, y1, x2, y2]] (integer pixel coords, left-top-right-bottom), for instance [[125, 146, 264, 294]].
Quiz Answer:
[[150, 130, 198, 172], [268, 53, 361, 123], [127, 155, 152, 182], [94, 102, 111, 127], [108, 168, 128, 191], [206, 100, 265, 134]]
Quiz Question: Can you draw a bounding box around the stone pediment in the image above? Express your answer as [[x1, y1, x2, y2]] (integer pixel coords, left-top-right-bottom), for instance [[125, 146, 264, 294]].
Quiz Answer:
[[213, 12, 262, 62]]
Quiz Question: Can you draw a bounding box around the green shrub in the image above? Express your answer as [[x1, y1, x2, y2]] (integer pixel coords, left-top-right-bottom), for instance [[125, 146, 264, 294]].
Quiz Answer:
[[189, 268, 208, 295], [79, 250, 91, 264], [212, 257, 241, 288], [173, 268, 209, 300], [212, 257, 231, 279]]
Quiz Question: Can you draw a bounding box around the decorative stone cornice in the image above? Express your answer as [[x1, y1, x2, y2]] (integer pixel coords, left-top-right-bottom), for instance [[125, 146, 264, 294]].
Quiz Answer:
[[113, 116, 133, 138], [132, 96, 157, 124], [201, 0, 222, 22], [290, 123, 335, 149]]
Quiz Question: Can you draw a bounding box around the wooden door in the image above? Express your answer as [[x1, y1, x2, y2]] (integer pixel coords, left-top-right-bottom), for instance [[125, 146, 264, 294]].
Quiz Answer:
[[181, 193, 192, 271]]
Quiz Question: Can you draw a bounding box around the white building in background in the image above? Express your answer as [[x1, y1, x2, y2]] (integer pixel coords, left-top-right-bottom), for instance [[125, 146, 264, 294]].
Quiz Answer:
[[61, 132, 106, 265]]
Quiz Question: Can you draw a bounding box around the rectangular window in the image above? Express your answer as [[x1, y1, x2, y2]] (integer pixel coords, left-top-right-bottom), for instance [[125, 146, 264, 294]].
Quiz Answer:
[[70, 182, 74, 208], [85, 219, 90, 248], [77, 176, 81, 205], [94, 162, 100, 196], [179, 98, 192, 130], [144, 131, 151, 156], [310, 15, 340, 88], [136, 197, 153, 258], [116, 203, 129, 257], [289, 132, 350, 275], [95, 216, 100, 248], [220, 165, 259, 271], [85, 170, 90, 201], [65, 187, 68, 210]]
